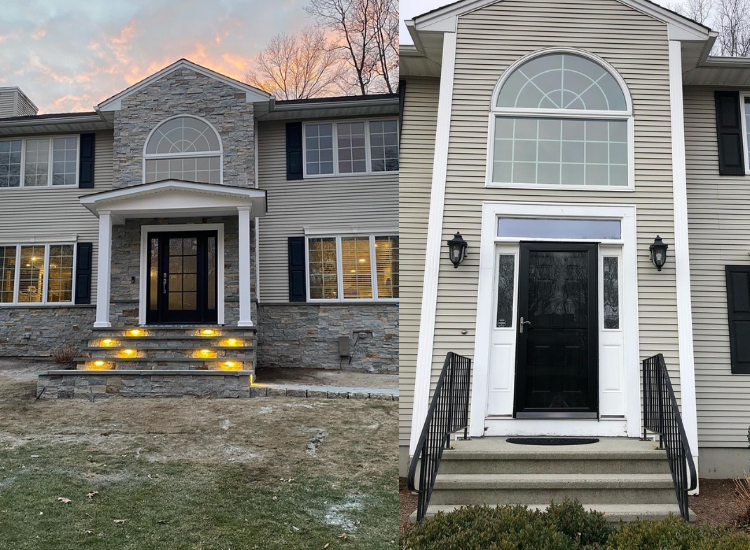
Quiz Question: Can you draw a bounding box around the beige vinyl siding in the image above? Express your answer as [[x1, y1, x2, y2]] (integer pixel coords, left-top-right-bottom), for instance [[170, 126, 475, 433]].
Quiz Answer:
[[256, 120, 398, 302], [399, 77, 441, 448], [15, 94, 37, 117], [0, 131, 114, 300], [400, 0, 683, 449], [684, 86, 750, 449]]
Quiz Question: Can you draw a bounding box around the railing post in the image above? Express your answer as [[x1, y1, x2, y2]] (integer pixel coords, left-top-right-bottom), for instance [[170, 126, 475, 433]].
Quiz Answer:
[[642, 358, 648, 441], [656, 362, 665, 450], [464, 357, 471, 440], [445, 353, 455, 449]]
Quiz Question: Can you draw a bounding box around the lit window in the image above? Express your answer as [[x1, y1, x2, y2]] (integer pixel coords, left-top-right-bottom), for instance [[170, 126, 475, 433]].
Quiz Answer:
[[0, 243, 77, 305], [0, 136, 79, 188], [306, 235, 398, 301], [491, 52, 631, 188], [303, 119, 399, 177], [144, 116, 222, 184]]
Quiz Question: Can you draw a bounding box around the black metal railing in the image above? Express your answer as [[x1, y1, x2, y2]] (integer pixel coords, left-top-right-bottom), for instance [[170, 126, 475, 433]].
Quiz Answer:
[[642, 353, 697, 521], [407, 352, 472, 522]]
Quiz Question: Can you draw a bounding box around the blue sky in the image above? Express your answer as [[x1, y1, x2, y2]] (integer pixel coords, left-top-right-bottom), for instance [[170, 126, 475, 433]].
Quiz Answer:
[[0, 0, 311, 113]]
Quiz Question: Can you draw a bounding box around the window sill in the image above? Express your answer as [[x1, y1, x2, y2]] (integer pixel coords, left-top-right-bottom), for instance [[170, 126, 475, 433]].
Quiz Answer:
[[0, 185, 80, 190], [306, 299, 399, 304], [303, 171, 398, 179], [0, 303, 93, 309]]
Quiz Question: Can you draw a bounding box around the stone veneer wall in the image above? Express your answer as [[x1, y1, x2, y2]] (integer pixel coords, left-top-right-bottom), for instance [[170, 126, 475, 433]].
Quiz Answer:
[[0, 306, 95, 357], [256, 304, 398, 373], [110, 215, 256, 327], [113, 67, 255, 188]]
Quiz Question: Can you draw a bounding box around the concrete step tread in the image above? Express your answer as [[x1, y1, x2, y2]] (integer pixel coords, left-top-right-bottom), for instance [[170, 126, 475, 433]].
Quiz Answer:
[[83, 346, 255, 351], [442, 450, 667, 461], [435, 473, 675, 489], [75, 357, 251, 363], [91, 336, 255, 341], [409, 503, 693, 524]]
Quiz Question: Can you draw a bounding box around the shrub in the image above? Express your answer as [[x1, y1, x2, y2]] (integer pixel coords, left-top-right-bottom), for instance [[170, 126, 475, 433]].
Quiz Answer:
[[51, 344, 76, 365], [401, 501, 750, 550], [735, 473, 750, 525], [608, 515, 749, 549]]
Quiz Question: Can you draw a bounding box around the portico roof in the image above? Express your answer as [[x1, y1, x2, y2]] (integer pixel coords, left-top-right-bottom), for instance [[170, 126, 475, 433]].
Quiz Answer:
[[80, 180, 267, 222]]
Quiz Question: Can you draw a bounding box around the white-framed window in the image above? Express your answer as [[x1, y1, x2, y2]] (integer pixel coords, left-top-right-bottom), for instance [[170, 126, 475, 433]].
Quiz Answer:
[[0, 136, 80, 188], [144, 115, 222, 184], [303, 119, 399, 177], [306, 234, 398, 301], [0, 243, 77, 305], [487, 49, 634, 190]]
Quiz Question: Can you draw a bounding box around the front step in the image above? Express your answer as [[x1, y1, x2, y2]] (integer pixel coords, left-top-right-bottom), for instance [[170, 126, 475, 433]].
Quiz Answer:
[[77, 325, 256, 373], [409, 503, 693, 524], [417, 437, 685, 523], [430, 473, 676, 505]]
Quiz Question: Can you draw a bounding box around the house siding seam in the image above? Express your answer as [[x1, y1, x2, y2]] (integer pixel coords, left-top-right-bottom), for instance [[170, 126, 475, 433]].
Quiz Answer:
[[684, 86, 750, 450], [400, 0, 683, 451], [398, 77, 441, 448]]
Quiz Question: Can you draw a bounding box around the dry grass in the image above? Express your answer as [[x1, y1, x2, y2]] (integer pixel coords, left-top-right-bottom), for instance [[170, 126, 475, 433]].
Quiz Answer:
[[0, 371, 398, 549], [50, 344, 77, 365]]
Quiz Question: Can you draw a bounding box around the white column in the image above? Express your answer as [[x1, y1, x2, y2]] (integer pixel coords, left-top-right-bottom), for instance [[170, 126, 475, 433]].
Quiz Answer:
[[237, 206, 253, 327], [94, 211, 113, 328], [668, 40, 699, 465], [410, 32, 457, 455]]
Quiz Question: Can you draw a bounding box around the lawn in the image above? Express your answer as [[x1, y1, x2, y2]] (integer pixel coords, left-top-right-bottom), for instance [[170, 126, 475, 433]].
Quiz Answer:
[[0, 364, 398, 549]]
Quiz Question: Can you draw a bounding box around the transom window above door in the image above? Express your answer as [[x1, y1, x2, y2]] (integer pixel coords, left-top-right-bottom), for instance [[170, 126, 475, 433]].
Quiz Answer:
[[144, 116, 222, 184], [489, 50, 633, 190]]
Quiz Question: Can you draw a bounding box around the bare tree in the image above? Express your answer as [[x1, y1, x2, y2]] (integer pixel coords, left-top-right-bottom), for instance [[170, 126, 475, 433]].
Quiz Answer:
[[670, 0, 714, 24], [715, 0, 750, 56], [306, 0, 394, 94], [246, 28, 344, 100]]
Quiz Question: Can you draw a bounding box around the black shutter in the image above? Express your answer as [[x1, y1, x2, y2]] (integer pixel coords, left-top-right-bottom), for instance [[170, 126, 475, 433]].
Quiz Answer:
[[79, 133, 95, 188], [399, 79, 406, 138], [288, 236, 306, 302], [75, 242, 93, 305], [286, 122, 303, 180], [726, 265, 750, 373], [715, 91, 746, 176]]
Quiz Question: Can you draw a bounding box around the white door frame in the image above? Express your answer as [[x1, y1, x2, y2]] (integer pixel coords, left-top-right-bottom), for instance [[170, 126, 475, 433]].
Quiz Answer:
[[138, 223, 225, 326], [469, 202, 640, 438]]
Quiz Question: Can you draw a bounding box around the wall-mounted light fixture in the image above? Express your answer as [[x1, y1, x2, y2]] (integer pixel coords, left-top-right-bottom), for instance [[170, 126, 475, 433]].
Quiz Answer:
[[447, 232, 468, 268], [649, 235, 668, 271]]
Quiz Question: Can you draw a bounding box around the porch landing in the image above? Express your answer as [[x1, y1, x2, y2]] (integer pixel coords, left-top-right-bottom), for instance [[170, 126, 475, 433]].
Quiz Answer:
[[409, 436, 693, 523]]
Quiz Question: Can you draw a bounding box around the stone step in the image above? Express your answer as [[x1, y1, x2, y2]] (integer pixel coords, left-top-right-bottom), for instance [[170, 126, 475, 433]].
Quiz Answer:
[[439, 452, 671, 475], [75, 357, 252, 371], [408, 503, 693, 524], [429, 473, 677, 506], [92, 326, 257, 339], [83, 347, 255, 359]]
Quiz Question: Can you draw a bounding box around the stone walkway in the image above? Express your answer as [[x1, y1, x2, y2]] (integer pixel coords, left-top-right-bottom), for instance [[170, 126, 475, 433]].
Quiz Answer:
[[250, 383, 398, 400]]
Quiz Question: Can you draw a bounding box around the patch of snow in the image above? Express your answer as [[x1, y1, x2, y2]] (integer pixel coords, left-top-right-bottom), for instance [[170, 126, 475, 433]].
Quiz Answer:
[[324, 495, 364, 532]]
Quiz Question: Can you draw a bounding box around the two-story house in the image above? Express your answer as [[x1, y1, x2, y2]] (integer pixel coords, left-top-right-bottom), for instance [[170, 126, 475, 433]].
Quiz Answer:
[[400, 0, 750, 523], [0, 59, 398, 397]]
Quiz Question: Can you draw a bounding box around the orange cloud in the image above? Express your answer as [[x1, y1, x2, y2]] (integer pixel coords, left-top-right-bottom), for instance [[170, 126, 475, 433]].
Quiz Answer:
[[31, 28, 46, 40], [222, 53, 248, 73]]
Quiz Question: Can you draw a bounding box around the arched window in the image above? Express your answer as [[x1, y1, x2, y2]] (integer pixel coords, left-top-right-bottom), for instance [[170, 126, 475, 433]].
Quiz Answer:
[[489, 50, 632, 188], [144, 116, 222, 184]]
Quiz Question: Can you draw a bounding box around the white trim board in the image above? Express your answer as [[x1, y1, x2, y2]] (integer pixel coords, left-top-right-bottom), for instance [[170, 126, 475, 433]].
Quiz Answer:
[[410, 31, 457, 455], [468, 202, 641, 439], [668, 40, 699, 461], [138, 223, 226, 326]]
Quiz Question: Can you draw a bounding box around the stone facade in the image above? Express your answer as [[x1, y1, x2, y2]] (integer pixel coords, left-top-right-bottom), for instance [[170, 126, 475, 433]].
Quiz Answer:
[[109, 215, 256, 327], [38, 371, 251, 399], [256, 304, 398, 373], [0, 306, 95, 357], [113, 67, 255, 188]]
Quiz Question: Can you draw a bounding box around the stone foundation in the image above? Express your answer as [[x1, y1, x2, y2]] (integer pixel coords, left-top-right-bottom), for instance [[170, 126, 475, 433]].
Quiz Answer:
[[256, 303, 398, 373], [0, 306, 95, 357], [37, 370, 252, 399]]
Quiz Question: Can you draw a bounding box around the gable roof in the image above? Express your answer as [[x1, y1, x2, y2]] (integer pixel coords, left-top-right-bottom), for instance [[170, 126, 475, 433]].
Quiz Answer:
[[408, 0, 712, 42], [97, 58, 272, 112]]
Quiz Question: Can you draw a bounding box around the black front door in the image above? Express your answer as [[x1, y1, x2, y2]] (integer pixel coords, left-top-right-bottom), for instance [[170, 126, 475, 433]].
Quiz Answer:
[[147, 231, 218, 324], [514, 242, 598, 418]]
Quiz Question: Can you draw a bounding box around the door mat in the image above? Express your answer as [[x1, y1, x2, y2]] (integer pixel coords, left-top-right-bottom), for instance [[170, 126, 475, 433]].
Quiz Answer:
[[506, 437, 599, 446]]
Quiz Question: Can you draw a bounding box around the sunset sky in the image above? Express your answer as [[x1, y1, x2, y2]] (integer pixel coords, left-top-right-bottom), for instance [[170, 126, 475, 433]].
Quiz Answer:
[[0, 0, 310, 113]]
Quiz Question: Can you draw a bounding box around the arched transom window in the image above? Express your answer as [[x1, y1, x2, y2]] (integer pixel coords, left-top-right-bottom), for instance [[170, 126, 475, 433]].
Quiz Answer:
[[144, 116, 222, 184], [490, 50, 632, 188]]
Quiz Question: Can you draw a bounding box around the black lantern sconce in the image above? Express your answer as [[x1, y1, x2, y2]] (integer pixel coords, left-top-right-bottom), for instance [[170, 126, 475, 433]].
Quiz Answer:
[[447, 232, 468, 268], [649, 235, 668, 271]]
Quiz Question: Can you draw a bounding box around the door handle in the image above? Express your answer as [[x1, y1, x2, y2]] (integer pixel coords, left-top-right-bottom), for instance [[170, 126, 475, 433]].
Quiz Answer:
[[519, 317, 531, 333], [162, 273, 167, 295]]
